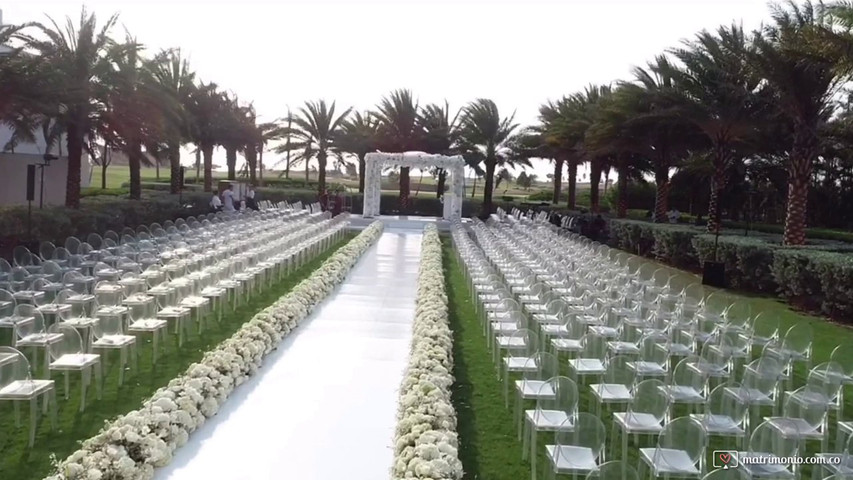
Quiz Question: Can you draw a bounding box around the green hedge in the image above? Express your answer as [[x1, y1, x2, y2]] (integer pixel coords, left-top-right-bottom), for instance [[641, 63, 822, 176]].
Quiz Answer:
[[608, 219, 853, 320]]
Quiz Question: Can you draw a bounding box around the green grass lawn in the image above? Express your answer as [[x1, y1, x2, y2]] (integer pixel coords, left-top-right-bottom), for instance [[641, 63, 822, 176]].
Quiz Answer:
[[0, 234, 353, 480], [442, 236, 853, 480]]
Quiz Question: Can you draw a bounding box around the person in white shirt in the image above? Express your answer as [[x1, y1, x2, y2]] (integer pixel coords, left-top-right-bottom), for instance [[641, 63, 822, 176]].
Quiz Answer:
[[222, 184, 236, 212], [210, 191, 222, 212]]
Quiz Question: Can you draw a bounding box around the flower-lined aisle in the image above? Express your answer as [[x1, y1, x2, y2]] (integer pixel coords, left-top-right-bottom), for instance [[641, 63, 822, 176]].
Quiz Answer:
[[391, 224, 463, 480], [47, 221, 384, 480]]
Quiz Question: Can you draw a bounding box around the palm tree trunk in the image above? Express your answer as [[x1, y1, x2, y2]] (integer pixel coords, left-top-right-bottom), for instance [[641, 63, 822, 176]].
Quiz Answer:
[[654, 164, 670, 223], [195, 148, 201, 182], [317, 150, 327, 194], [246, 146, 258, 185], [617, 163, 628, 218], [65, 122, 83, 209], [226, 147, 237, 180], [567, 160, 577, 209], [783, 128, 817, 246], [706, 147, 731, 233], [155, 157, 160, 180], [129, 141, 142, 200], [481, 159, 497, 217], [258, 147, 264, 185], [436, 169, 447, 199], [169, 141, 181, 194], [399, 167, 411, 200], [358, 153, 366, 193], [101, 143, 109, 190], [471, 175, 477, 198], [305, 158, 309, 182], [202, 143, 214, 192], [552, 157, 564, 204], [590, 160, 602, 213]]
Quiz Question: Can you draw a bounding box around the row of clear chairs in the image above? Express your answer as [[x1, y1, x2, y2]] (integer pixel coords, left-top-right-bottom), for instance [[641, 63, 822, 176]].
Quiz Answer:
[[450, 212, 853, 480], [0, 203, 350, 447]]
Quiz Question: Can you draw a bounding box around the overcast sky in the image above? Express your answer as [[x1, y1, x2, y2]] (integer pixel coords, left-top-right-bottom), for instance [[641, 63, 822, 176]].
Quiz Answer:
[[4, 0, 773, 177]]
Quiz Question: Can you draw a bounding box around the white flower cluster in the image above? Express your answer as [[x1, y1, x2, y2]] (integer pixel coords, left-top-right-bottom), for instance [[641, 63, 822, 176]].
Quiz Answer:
[[46, 221, 384, 480], [391, 225, 463, 480]]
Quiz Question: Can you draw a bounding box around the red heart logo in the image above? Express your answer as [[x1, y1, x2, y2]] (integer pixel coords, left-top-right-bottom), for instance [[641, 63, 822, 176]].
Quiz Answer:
[[719, 453, 731, 464]]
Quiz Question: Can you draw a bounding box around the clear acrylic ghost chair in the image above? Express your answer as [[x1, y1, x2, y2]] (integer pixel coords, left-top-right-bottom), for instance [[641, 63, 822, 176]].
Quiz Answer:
[[765, 322, 814, 390], [638, 416, 706, 479], [690, 382, 749, 449], [118, 271, 147, 297], [611, 379, 670, 464], [809, 345, 853, 423], [39, 260, 65, 303], [722, 301, 752, 332], [749, 311, 780, 355], [156, 286, 192, 347], [543, 413, 606, 480], [661, 356, 709, 422], [738, 420, 798, 479], [501, 328, 539, 391], [93, 261, 121, 282], [549, 316, 585, 358], [627, 333, 669, 379], [812, 434, 853, 480], [90, 311, 137, 386], [0, 346, 58, 447], [490, 309, 528, 351], [0, 289, 16, 345], [514, 351, 560, 437], [126, 294, 168, 363], [590, 355, 637, 418], [766, 384, 831, 453], [725, 353, 785, 434], [523, 376, 580, 477], [14, 304, 63, 379], [584, 460, 639, 480], [36, 284, 73, 332], [200, 267, 227, 323], [46, 322, 102, 411], [688, 336, 733, 383], [568, 333, 608, 385]]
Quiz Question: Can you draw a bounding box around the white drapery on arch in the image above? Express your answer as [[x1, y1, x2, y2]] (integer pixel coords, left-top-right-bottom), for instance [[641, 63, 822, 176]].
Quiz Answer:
[[363, 152, 465, 220]]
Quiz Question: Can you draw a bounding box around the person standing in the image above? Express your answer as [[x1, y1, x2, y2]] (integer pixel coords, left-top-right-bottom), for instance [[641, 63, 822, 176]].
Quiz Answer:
[[222, 184, 236, 212], [246, 185, 259, 211], [319, 188, 329, 211]]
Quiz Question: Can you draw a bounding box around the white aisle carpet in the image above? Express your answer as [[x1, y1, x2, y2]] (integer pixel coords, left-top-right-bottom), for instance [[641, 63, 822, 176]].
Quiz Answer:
[[156, 229, 422, 480]]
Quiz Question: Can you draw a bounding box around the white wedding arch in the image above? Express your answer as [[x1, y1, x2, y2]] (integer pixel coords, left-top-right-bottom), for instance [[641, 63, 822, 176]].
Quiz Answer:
[[363, 152, 465, 220]]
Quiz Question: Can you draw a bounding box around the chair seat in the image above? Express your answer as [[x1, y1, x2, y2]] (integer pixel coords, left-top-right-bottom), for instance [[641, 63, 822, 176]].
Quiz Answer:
[[96, 306, 129, 317], [568, 358, 606, 375], [201, 287, 226, 297], [552, 338, 582, 352], [660, 385, 706, 403], [181, 296, 209, 308], [129, 318, 169, 332], [504, 356, 537, 372], [607, 341, 640, 355], [64, 317, 99, 328], [591, 383, 632, 402], [588, 326, 619, 338], [525, 304, 547, 314], [92, 335, 136, 348], [158, 306, 191, 318], [639, 447, 699, 475], [628, 361, 667, 376], [16, 332, 64, 347], [51, 353, 100, 370], [764, 417, 823, 439], [613, 412, 663, 433], [492, 322, 519, 334], [532, 313, 562, 325], [0, 379, 54, 399], [546, 445, 598, 473], [526, 409, 573, 430], [689, 413, 744, 435], [496, 337, 527, 349], [516, 380, 555, 399], [541, 324, 569, 336], [724, 386, 774, 406]]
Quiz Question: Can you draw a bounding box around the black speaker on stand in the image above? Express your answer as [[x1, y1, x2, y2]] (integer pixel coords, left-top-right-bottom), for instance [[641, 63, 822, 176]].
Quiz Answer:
[[702, 222, 726, 288]]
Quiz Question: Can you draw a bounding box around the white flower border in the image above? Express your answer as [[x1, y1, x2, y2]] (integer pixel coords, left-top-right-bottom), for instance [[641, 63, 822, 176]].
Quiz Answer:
[[391, 224, 463, 480], [47, 221, 385, 480]]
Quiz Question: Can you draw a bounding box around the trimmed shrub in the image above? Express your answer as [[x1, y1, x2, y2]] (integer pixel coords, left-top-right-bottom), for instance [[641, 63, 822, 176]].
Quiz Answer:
[[650, 225, 700, 269], [692, 235, 778, 293], [773, 249, 853, 319]]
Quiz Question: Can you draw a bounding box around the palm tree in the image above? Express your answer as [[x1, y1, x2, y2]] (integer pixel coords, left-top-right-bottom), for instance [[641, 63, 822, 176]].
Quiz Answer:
[[750, 1, 848, 245], [337, 111, 380, 193], [187, 82, 227, 192], [21, 8, 120, 208], [536, 100, 569, 204], [256, 120, 282, 185], [418, 101, 460, 197], [666, 24, 767, 232], [458, 99, 519, 217], [149, 48, 195, 194], [283, 99, 351, 194], [375, 89, 422, 202]]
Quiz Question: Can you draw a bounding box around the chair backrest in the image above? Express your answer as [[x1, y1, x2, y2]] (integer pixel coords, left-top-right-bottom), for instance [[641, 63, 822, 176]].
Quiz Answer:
[[93, 311, 125, 338], [654, 417, 706, 472], [47, 323, 84, 361], [782, 385, 828, 433], [749, 311, 779, 344], [829, 344, 853, 378], [603, 355, 636, 390], [806, 361, 846, 403], [702, 382, 748, 430], [554, 412, 606, 465], [579, 333, 608, 361], [723, 301, 752, 330], [524, 351, 559, 382], [13, 304, 45, 340], [638, 333, 668, 364], [0, 289, 15, 317], [0, 346, 31, 390], [670, 356, 708, 393], [628, 379, 669, 422], [747, 420, 798, 463], [537, 376, 579, 419], [585, 460, 639, 480], [506, 328, 538, 359], [780, 322, 813, 358]]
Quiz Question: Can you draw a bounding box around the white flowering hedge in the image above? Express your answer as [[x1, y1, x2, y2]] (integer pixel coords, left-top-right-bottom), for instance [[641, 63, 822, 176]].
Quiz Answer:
[[47, 221, 384, 480], [391, 224, 463, 480]]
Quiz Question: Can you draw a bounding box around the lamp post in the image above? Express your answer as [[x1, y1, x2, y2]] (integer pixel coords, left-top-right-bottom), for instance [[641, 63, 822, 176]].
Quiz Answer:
[[38, 153, 58, 208]]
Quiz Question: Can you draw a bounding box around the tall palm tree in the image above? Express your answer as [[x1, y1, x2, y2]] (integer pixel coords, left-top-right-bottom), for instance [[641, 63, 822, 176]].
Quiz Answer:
[[187, 82, 228, 192], [375, 89, 421, 202], [149, 48, 195, 194], [458, 99, 519, 217], [750, 1, 848, 245], [337, 111, 380, 193], [418, 101, 460, 197], [21, 8, 120, 208], [536, 100, 569, 204], [666, 24, 767, 232], [283, 99, 351, 194], [256, 120, 282, 185]]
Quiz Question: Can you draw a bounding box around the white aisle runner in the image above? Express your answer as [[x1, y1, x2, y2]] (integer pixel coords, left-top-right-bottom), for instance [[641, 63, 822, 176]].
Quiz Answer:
[[156, 229, 422, 480]]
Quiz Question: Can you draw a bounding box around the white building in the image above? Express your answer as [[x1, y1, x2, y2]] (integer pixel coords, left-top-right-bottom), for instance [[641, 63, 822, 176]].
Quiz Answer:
[[0, 9, 91, 207]]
